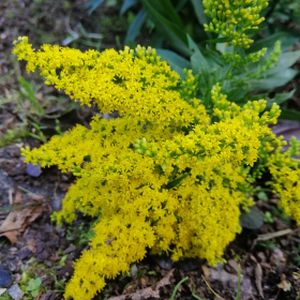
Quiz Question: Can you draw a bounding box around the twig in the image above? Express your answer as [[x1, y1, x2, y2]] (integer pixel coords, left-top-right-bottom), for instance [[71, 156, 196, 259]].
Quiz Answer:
[[8, 188, 13, 205], [201, 275, 225, 300], [255, 229, 293, 242]]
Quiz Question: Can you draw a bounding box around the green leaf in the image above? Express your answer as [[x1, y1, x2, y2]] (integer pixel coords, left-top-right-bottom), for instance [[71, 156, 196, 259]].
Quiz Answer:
[[120, 0, 137, 15], [175, 0, 189, 11], [267, 50, 300, 77], [187, 35, 209, 73], [26, 277, 42, 292], [190, 0, 207, 25], [140, 0, 190, 56], [124, 9, 147, 44], [84, 0, 105, 14], [240, 206, 264, 230], [280, 109, 300, 121], [18, 76, 44, 117], [141, 0, 183, 25], [250, 68, 298, 90], [156, 49, 190, 77], [251, 32, 298, 51], [267, 90, 295, 106]]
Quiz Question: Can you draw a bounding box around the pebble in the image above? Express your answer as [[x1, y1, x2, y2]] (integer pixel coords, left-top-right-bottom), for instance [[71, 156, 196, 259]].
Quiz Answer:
[[26, 163, 42, 177], [7, 284, 23, 300], [155, 257, 173, 270], [0, 265, 12, 288]]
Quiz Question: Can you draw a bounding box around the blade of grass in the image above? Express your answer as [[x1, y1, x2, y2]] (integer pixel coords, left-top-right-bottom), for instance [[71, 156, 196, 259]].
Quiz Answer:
[[169, 276, 188, 300], [234, 264, 241, 300]]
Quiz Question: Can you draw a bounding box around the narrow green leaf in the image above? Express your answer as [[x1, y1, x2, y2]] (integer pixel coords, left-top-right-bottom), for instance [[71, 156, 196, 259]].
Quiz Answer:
[[124, 9, 147, 44], [190, 0, 207, 25], [175, 0, 189, 11], [141, 0, 183, 25], [140, 0, 190, 55], [268, 90, 295, 106], [169, 277, 189, 300], [280, 109, 300, 121], [18, 76, 44, 116], [84, 0, 105, 14], [120, 0, 137, 15]]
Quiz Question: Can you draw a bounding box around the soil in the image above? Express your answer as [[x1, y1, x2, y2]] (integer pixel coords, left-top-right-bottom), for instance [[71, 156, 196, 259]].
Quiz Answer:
[[0, 1, 300, 300]]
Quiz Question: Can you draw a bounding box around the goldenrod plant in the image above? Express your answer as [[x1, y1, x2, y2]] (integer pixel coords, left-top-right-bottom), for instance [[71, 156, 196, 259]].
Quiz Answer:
[[13, 37, 300, 300]]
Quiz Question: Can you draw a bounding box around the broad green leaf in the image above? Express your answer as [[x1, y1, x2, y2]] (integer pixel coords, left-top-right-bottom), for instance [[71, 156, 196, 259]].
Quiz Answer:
[[270, 50, 300, 73], [251, 32, 298, 51], [156, 49, 190, 76], [250, 68, 298, 90], [26, 277, 42, 293]]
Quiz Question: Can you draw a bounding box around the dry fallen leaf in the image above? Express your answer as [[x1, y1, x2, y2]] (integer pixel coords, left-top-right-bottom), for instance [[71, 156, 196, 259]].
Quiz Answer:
[[107, 269, 174, 300], [0, 202, 46, 243], [277, 278, 292, 292], [255, 263, 264, 299]]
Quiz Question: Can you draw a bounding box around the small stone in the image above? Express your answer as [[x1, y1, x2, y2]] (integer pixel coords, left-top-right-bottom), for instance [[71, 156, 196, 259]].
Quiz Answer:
[[51, 193, 63, 211], [130, 264, 138, 278], [7, 284, 23, 300], [26, 163, 42, 177], [0, 266, 12, 288], [156, 257, 173, 270]]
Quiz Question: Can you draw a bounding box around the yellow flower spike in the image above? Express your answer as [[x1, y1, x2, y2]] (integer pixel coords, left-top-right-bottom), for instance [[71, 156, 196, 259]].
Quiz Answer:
[[203, 0, 269, 48]]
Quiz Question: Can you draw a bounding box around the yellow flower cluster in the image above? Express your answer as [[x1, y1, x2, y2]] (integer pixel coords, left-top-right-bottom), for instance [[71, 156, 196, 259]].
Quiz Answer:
[[12, 36, 198, 127], [203, 0, 269, 48], [267, 138, 300, 223], [13, 38, 300, 300]]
